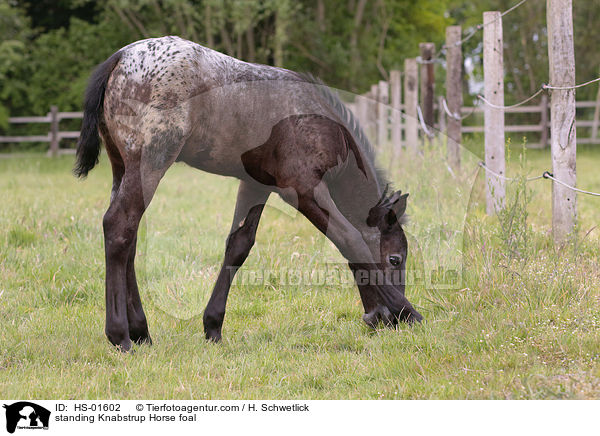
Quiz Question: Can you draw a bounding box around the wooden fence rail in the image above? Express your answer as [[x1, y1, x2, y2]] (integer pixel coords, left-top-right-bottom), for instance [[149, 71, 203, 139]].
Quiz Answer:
[[0, 105, 82, 156], [1, 98, 600, 155], [347, 97, 600, 149]]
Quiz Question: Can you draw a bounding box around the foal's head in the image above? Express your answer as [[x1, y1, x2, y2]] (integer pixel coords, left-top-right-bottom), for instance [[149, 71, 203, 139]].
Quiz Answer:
[[366, 188, 409, 288]]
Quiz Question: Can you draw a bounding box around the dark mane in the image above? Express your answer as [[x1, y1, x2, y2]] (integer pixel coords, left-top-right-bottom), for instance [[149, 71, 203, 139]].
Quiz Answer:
[[297, 73, 390, 189]]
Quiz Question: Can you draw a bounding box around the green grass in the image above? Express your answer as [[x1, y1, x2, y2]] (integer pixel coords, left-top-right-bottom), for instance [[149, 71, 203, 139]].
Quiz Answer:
[[1, 143, 599, 399]]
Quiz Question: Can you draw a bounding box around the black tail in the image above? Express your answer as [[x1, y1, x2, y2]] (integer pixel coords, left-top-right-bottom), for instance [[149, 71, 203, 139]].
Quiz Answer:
[[74, 50, 123, 178]]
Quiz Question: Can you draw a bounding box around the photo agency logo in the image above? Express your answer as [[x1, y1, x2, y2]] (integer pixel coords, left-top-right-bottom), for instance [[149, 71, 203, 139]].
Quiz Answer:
[[2, 402, 50, 434]]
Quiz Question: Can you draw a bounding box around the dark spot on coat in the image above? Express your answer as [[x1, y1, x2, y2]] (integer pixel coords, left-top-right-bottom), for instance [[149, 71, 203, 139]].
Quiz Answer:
[[241, 114, 353, 192], [146, 126, 184, 170]]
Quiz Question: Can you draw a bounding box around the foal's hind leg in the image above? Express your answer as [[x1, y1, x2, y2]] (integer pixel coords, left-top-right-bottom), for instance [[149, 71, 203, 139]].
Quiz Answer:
[[203, 181, 270, 342], [125, 235, 151, 344], [102, 161, 164, 351], [104, 134, 150, 343]]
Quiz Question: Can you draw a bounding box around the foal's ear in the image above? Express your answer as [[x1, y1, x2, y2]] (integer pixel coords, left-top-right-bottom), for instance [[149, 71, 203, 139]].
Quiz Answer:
[[386, 192, 409, 225], [392, 192, 408, 217], [367, 205, 387, 227], [367, 191, 409, 227]]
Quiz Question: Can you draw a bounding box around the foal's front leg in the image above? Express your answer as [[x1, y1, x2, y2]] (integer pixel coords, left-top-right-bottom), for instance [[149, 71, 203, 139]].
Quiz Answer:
[[203, 181, 270, 342], [292, 183, 422, 325]]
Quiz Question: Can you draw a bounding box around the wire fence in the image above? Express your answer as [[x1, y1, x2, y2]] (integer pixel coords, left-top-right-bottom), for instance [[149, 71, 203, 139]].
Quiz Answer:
[[542, 172, 600, 197], [477, 88, 545, 110], [417, 105, 435, 138], [479, 162, 600, 197], [423, 0, 532, 63], [476, 78, 600, 111], [543, 77, 600, 91], [421, 0, 600, 117]]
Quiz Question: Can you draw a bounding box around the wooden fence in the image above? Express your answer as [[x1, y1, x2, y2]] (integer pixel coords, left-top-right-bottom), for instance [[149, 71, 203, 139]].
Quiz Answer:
[[0, 106, 82, 156], [1, 91, 599, 157], [1, 98, 599, 155], [0, 1, 592, 246], [348, 0, 595, 243], [346, 94, 600, 150]]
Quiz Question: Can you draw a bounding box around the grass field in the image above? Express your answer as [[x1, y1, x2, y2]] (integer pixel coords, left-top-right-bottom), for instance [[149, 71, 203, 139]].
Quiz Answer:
[[1, 143, 599, 399]]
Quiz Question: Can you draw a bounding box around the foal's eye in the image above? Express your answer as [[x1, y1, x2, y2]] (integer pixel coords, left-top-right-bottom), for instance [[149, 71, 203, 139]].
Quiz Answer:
[[388, 255, 402, 266]]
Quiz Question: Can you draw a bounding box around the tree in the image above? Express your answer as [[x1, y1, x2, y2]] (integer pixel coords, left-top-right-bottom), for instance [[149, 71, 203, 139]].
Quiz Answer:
[[0, 0, 32, 126], [4, 0, 597, 133], [448, 0, 600, 102]]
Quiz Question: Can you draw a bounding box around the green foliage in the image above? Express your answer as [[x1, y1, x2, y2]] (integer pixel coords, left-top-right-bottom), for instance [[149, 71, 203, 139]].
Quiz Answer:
[[26, 17, 132, 113], [284, 0, 450, 92], [7, 224, 37, 246], [449, 0, 600, 103], [495, 143, 533, 263], [0, 0, 454, 120], [0, 0, 32, 125], [0, 0, 599, 137]]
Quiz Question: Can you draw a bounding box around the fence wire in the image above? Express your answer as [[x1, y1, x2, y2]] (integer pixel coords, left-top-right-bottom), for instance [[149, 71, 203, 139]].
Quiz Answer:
[[543, 77, 600, 91], [479, 162, 600, 197], [442, 97, 479, 121], [476, 76, 600, 111], [478, 162, 544, 182], [542, 172, 600, 197], [427, 0, 531, 63], [417, 105, 435, 138], [477, 88, 545, 110]]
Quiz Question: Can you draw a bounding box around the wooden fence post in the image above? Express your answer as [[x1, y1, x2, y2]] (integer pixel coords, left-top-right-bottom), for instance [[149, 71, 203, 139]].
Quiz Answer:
[[446, 25, 462, 169], [483, 11, 505, 215], [591, 77, 600, 142], [404, 58, 419, 153], [547, 0, 577, 242], [357, 94, 369, 135], [540, 93, 549, 148], [390, 70, 402, 158], [377, 80, 389, 147], [438, 96, 446, 137], [49, 105, 59, 157], [370, 84, 378, 141], [419, 42, 436, 133]]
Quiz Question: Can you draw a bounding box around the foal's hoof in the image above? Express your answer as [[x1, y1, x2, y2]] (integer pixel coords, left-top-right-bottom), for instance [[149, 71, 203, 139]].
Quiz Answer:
[[362, 305, 394, 328], [399, 308, 424, 325], [205, 329, 222, 343], [410, 311, 424, 324], [130, 327, 153, 346], [106, 330, 133, 352], [132, 334, 153, 346], [112, 339, 133, 353]]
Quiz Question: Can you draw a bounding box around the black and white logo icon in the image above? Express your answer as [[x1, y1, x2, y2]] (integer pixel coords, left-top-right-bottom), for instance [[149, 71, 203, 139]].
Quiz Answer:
[[3, 402, 50, 433]]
